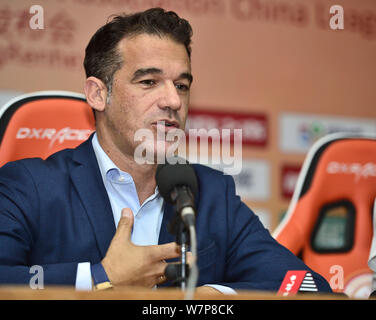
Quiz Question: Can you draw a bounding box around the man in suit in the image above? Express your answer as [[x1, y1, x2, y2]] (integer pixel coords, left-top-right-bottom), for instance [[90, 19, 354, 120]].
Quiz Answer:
[[0, 8, 331, 293]]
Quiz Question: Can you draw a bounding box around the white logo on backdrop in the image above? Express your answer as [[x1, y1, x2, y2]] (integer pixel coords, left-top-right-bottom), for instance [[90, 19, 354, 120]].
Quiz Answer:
[[279, 113, 376, 153], [194, 158, 270, 201]]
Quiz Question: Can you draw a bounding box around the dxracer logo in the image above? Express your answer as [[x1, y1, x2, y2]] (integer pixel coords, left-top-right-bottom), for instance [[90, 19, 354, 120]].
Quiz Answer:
[[16, 127, 94, 149], [326, 161, 376, 182]]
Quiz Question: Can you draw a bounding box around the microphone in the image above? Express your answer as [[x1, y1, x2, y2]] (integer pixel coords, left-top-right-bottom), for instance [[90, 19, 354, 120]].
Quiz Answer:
[[155, 160, 198, 227], [277, 270, 318, 296], [156, 160, 200, 297]]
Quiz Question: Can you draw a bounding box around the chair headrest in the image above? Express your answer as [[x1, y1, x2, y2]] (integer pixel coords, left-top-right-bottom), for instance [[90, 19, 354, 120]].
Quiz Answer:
[[0, 93, 95, 166], [298, 137, 376, 202]]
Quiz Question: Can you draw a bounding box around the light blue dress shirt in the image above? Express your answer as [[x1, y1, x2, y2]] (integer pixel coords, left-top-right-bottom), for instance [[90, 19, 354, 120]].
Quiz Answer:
[[92, 133, 164, 246], [75, 133, 235, 294]]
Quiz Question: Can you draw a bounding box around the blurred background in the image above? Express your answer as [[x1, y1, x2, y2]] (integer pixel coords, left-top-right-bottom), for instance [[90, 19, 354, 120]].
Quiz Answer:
[[0, 0, 375, 232]]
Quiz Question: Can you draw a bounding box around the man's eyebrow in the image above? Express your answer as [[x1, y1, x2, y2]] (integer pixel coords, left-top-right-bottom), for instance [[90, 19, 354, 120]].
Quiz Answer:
[[131, 68, 162, 81], [179, 72, 193, 84], [131, 68, 193, 83]]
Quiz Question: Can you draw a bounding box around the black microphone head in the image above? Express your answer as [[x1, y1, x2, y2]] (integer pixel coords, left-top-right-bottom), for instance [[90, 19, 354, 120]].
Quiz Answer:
[[156, 160, 198, 203]]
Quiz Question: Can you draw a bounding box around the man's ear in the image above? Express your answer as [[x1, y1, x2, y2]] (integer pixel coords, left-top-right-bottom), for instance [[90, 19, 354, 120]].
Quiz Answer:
[[84, 76, 108, 112]]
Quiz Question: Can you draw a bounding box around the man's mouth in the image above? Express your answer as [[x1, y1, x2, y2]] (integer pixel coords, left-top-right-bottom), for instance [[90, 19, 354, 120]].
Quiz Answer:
[[152, 120, 180, 130]]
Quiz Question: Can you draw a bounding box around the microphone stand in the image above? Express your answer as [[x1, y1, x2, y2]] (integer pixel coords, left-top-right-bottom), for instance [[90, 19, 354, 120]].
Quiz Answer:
[[162, 185, 198, 299], [156, 161, 200, 295], [166, 214, 190, 290], [178, 220, 190, 290]]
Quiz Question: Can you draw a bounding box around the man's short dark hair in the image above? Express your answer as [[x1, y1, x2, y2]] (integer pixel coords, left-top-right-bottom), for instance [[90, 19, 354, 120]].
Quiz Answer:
[[83, 7, 193, 91]]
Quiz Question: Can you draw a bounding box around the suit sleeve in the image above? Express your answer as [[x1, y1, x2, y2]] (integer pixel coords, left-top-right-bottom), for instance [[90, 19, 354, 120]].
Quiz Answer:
[[217, 174, 332, 293], [0, 161, 78, 286]]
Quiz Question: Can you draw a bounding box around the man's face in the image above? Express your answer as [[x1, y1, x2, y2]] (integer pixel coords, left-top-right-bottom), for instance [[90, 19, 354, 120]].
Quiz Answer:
[[101, 33, 192, 162]]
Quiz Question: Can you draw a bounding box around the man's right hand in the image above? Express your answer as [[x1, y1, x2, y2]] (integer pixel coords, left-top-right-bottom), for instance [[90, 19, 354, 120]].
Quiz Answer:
[[101, 208, 180, 288]]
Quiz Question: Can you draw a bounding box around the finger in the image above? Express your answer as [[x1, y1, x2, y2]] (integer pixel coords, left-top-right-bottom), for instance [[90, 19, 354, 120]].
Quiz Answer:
[[144, 260, 167, 287], [186, 251, 193, 265], [157, 274, 167, 285], [115, 208, 134, 241], [167, 252, 193, 266], [149, 242, 181, 261]]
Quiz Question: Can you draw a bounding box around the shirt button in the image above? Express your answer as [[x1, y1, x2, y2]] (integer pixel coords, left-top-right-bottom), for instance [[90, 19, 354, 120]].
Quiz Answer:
[[118, 176, 125, 182]]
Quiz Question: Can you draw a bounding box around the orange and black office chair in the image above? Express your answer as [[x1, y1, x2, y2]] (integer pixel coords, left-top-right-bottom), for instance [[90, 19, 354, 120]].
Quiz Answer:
[[273, 133, 376, 298], [368, 199, 376, 296], [0, 91, 95, 167]]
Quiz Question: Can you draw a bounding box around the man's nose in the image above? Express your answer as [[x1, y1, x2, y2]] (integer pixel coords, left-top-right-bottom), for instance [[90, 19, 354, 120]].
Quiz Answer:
[[158, 82, 182, 111]]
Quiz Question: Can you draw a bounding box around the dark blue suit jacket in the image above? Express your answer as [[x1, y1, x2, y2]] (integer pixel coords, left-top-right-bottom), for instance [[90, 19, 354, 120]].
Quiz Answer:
[[0, 136, 331, 292]]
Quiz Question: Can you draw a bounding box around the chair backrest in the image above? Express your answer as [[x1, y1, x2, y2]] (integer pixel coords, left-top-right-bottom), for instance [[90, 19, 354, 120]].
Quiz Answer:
[[368, 199, 376, 295], [0, 91, 95, 167], [273, 133, 376, 298]]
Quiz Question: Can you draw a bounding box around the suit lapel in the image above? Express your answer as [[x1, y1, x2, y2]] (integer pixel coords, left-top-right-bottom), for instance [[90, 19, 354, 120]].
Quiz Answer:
[[69, 136, 115, 258]]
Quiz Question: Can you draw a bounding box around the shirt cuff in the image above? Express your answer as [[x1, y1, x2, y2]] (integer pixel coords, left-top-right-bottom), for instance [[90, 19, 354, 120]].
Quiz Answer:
[[204, 284, 237, 295], [75, 262, 93, 291]]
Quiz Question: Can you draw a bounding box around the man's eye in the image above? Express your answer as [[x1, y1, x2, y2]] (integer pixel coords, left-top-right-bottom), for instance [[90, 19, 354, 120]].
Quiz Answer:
[[175, 83, 190, 91], [140, 79, 156, 86]]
